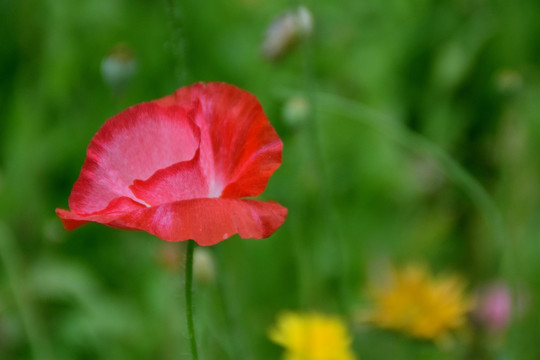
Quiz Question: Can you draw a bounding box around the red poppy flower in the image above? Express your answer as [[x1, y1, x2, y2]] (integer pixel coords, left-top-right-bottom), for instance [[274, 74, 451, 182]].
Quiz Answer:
[[56, 82, 287, 246]]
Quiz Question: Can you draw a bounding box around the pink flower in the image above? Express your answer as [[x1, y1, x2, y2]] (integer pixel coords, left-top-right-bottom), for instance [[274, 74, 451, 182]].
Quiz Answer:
[[56, 82, 287, 245], [475, 281, 527, 333]]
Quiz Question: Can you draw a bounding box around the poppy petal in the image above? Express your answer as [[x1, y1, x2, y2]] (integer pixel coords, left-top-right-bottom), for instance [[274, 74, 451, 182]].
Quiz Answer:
[[57, 82, 287, 243], [56, 196, 147, 230], [129, 149, 209, 206], [156, 82, 283, 198], [115, 198, 287, 246], [68, 102, 200, 214]]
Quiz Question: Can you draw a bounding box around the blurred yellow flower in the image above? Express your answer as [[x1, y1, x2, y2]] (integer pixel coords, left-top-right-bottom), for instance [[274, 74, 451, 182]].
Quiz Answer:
[[269, 312, 357, 360], [367, 264, 471, 341]]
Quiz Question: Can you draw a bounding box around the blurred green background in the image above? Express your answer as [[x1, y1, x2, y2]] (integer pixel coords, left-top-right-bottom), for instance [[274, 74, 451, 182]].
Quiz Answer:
[[1, 0, 540, 359]]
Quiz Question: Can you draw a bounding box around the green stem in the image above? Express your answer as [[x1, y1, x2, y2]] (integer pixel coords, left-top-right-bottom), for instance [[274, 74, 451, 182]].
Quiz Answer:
[[185, 240, 198, 360], [297, 23, 351, 315], [0, 223, 52, 360], [275, 88, 520, 354], [314, 92, 521, 337], [213, 246, 246, 359], [165, 0, 188, 85], [314, 93, 510, 262]]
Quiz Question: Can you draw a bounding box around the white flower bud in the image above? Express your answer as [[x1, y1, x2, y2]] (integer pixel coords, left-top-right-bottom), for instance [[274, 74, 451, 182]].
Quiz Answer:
[[282, 95, 310, 128], [101, 44, 137, 94], [494, 69, 523, 95], [261, 6, 314, 60], [193, 247, 216, 285], [296, 6, 314, 36]]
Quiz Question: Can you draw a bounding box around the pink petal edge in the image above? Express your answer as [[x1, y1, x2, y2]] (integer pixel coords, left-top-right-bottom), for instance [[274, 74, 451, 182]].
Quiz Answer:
[[68, 102, 200, 214], [58, 82, 287, 243], [57, 198, 287, 246], [157, 82, 283, 198]]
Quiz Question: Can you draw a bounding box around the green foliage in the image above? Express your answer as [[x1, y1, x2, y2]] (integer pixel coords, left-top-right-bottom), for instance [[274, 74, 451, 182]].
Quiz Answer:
[[1, 0, 540, 358]]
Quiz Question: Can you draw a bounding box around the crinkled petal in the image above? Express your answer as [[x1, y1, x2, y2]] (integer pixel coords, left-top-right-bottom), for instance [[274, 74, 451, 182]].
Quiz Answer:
[[156, 82, 283, 198], [129, 149, 208, 206], [114, 198, 287, 246], [57, 83, 287, 243], [68, 102, 200, 214], [56, 197, 147, 230]]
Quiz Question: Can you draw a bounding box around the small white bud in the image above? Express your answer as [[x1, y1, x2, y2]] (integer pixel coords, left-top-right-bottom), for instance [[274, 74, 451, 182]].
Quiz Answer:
[[193, 247, 216, 285], [101, 44, 137, 94], [296, 6, 314, 37], [261, 6, 314, 60], [282, 95, 310, 128], [494, 69, 523, 95]]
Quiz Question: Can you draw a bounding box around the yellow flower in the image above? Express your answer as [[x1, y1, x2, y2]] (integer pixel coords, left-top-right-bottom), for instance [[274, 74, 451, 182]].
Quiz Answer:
[[367, 263, 471, 341], [269, 312, 357, 360]]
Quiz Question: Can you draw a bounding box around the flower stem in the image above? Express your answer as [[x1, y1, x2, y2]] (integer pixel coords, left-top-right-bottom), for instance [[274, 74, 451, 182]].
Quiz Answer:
[[315, 91, 521, 353], [165, 0, 188, 85], [0, 223, 53, 360], [297, 21, 352, 315], [185, 240, 199, 360]]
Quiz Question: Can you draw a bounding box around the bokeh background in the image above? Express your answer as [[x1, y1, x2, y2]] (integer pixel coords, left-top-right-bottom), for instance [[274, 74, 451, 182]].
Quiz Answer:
[[1, 0, 540, 359]]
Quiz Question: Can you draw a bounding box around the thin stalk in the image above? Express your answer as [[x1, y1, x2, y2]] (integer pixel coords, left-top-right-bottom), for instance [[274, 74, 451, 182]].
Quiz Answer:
[[165, 0, 188, 85], [314, 92, 521, 342], [212, 246, 247, 359], [164, 1, 199, 358], [185, 240, 199, 360], [0, 223, 52, 360], [314, 93, 511, 266], [297, 20, 352, 315]]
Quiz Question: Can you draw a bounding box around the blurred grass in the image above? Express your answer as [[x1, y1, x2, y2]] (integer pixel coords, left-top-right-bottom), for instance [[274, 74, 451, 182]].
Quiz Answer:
[[2, 0, 540, 359]]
